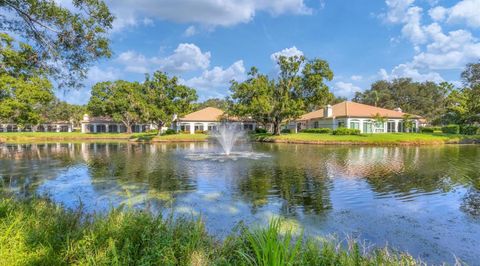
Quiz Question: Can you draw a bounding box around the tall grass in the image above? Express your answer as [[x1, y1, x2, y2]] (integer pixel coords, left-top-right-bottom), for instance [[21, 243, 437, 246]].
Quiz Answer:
[[0, 196, 433, 265]]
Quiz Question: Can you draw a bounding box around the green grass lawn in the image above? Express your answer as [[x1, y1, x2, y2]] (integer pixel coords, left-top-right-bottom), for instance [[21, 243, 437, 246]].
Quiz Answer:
[[0, 196, 423, 265], [253, 132, 480, 145], [0, 132, 209, 143]]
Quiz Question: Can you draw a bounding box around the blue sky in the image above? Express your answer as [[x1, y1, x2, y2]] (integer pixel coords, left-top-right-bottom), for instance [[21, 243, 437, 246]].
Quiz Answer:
[[56, 0, 480, 104]]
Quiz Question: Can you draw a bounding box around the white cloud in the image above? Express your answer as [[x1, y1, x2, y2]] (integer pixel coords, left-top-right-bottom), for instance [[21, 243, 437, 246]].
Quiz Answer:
[[107, 0, 312, 32], [334, 82, 362, 98], [270, 46, 304, 62], [428, 6, 447, 21], [87, 66, 121, 83], [351, 75, 363, 81], [383, 0, 415, 23], [378, 63, 443, 82], [183, 60, 246, 93], [401, 6, 427, 45], [446, 0, 480, 28], [184, 26, 197, 37], [413, 25, 480, 69], [117, 43, 211, 74]]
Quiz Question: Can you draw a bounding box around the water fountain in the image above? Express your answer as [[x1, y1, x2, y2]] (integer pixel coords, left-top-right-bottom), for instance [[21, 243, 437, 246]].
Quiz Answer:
[[212, 123, 244, 155], [184, 122, 270, 162]]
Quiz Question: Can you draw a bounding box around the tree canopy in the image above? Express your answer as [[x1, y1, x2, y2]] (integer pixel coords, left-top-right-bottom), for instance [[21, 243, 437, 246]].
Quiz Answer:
[[0, 33, 54, 127], [353, 78, 450, 124], [1, 0, 114, 88], [88, 80, 145, 133], [229, 55, 334, 135], [142, 71, 197, 135]]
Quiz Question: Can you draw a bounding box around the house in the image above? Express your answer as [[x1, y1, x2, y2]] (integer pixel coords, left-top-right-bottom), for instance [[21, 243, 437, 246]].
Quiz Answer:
[[291, 101, 423, 133], [174, 107, 256, 134], [0, 122, 73, 132], [80, 114, 152, 133]]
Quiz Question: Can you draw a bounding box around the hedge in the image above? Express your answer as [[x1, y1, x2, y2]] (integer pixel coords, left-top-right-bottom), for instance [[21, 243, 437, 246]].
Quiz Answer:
[[332, 128, 361, 135], [301, 128, 332, 134], [281, 128, 292, 134], [255, 128, 268, 134], [441, 124, 460, 134], [164, 129, 177, 135], [460, 125, 480, 135]]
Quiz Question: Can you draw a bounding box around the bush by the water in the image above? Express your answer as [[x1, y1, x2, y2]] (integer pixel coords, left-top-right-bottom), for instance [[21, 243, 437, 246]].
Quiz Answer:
[[301, 128, 332, 134], [195, 130, 207, 134], [441, 124, 460, 134], [281, 128, 292, 134], [333, 128, 361, 135], [460, 125, 480, 135], [0, 196, 423, 265], [164, 129, 177, 135], [255, 128, 268, 134]]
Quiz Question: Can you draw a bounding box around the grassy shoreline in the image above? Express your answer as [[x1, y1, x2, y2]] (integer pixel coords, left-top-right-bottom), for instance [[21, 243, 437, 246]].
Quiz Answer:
[[0, 132, 209, 143], [1, 132, 480, 145], [252, 132, 480, 145], [0, 196, 427, 265]]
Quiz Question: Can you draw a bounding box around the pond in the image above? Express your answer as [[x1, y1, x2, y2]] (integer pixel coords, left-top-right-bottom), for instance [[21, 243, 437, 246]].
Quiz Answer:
[[1, 142, 480, 264]]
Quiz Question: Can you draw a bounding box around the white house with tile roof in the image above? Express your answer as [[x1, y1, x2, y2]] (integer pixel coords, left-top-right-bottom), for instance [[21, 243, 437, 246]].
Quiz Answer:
[[292, 101, 423, 133]]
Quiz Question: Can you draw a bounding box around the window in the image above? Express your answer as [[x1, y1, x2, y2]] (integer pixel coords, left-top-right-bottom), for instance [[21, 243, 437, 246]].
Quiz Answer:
[[387, 121, 396, 132], [108, 125, 118, 132], [194, 123, 203, 131], [397, 122, 404, 133], [97, 125, 106, 133], [350, 120, 360, 130], [313, 121, 319, 128], [363, 121, 373, 133], [338, 121, 345, 128]]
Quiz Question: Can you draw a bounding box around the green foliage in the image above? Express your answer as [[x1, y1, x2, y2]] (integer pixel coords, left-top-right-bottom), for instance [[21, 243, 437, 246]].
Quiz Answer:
[[301, 128, 332, 134], [195, 130, 207, 134], [0, 0, 114, 88], [255, 128, 268, 134], [441, 124, 460, 134], [402, 114, 415, 132], [0, 196, 425, 265], [238, 219, 302, 266], [460, 125, 480, 135], [164, 129, 177, 135], [229, 55, 334, 135], [333, 128, 361, 135], [419, 127, 442, 133], [281, 128, 292, 134], [195, 98, 228, 110], [0, 34, 54, 127], [39, 99, 86, 126], [353, 78, 450, 123], [88, 80, 145, 133], [143, 71, 197, 135]]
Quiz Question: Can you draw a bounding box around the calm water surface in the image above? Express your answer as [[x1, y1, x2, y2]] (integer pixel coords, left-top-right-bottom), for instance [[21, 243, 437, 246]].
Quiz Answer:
[[1, 142, 480, 264]]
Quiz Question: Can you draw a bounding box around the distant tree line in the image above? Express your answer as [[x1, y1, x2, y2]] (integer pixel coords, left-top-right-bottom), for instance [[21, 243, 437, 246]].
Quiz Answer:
[[353, 62, 480, 126]]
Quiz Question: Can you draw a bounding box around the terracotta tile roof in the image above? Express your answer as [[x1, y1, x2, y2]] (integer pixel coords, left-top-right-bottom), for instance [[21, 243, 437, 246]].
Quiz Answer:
[[179, 107, 225, 122], [299, 101, 421, 120]]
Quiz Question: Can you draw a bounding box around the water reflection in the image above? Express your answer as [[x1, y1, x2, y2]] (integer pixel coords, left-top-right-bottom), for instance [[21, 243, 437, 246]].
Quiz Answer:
[[1, 142, 480, 264]]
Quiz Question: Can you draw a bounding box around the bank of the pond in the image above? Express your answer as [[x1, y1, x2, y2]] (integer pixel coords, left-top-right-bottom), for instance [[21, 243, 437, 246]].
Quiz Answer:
[[0, 196, 425, 265], [252, 132, 480, 145], [0, 132, 209, 143]]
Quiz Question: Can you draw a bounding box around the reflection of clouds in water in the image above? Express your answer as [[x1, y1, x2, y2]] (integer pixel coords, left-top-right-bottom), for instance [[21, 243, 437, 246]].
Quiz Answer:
[[185, 152, 271, 162]]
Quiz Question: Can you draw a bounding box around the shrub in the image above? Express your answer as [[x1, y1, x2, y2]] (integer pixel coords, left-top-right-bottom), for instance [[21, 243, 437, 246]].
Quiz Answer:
[[460, 125, 480, 135], [195, 130, 207, 134], [164, 129, 177, 135], [301, 128, 332, 134], [255, 128, 268, 134], [281, 128, 292, 134], [441, 124, 460, 134], [419, 127, 434, 133], [332, 128, 361, 135]]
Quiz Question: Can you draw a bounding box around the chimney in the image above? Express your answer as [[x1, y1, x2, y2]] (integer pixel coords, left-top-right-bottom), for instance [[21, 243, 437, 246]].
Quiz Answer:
[[324, 105, 333, 118], [83, 114, 90, 122], [394, 107, 402, 113]]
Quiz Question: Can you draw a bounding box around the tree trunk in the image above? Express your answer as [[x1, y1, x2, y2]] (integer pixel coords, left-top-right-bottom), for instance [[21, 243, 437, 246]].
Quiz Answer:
[[124, 122, 132, 134], [157, 121, 164, 135], [273, 121, 281, 135]]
